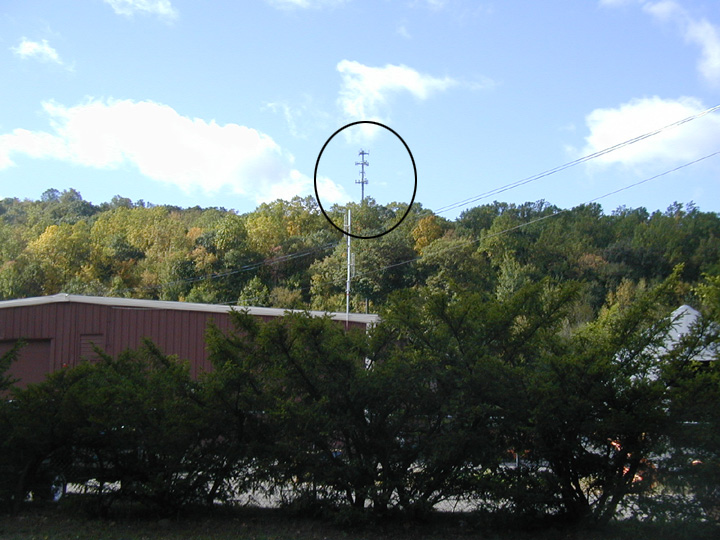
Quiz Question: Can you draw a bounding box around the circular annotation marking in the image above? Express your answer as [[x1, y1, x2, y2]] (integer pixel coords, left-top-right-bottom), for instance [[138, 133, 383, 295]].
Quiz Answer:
[[314, 121, 417, 240]]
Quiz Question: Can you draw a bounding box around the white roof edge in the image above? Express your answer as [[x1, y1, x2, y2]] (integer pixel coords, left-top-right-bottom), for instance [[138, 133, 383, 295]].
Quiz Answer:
[[665, 304, 718, 362], [0, 294, 380, 325]]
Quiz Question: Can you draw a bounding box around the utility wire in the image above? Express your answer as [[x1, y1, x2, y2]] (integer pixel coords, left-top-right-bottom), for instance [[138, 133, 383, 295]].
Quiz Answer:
[[114, 240, 339, 296], [586, 151, 720, 205], [434, 103, 720, 215], [318, 149, 720, 291], [112, 103, 720, 303], [155, 149, 720, 307]]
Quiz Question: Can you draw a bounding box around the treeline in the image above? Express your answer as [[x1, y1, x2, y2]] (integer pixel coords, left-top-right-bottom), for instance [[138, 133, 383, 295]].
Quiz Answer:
[[2, 190, 720, 527], [1, 270, 719, 526], [2, 189, 720, 315]]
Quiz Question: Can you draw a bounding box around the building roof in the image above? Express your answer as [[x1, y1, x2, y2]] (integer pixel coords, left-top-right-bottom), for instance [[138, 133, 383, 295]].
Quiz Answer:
[[0, 294, 380, 326], [663, 304, 718, 362]]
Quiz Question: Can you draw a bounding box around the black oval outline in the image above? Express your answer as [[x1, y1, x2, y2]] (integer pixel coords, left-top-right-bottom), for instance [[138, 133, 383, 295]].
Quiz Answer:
[[313, 120, 417, 240]]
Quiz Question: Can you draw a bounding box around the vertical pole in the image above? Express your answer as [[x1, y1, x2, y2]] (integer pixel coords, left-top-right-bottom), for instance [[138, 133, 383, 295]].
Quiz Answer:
[[355, 150, 369, 204], [345, 208, 351, 327]]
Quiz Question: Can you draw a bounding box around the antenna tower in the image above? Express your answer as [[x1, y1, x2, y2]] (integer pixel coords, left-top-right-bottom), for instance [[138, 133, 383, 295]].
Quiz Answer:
[[355, 149, 369, 203]]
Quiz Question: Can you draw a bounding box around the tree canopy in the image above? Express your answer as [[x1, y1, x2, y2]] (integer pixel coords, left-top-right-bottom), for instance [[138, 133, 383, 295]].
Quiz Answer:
[[2, 190, 720, 528]]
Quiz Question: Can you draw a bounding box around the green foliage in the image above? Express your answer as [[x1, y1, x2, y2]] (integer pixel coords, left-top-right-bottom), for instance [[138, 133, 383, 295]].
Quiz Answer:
[[0, 362, 94, 512], [237, 276, 270, 306], [648, 273, 720, 523], [1, 191, 719, 313], [515, 272, 681, 524], [3, 191, 720, 530], [0, 340, 23, 393], [0, 342, 246, 516]]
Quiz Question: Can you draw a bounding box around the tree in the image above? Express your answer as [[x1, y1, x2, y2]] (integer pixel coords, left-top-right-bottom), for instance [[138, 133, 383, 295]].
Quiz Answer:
[[0, 360, 94, 512], [415, 233, 494, 294], [60, 342, 237, 514], [655, 273, 720, 522], [24, 221, 92, 293], [411, 214, 446, 253], [237, 276, 270, 307], [513, 270, 684, 525], [377, 281, 578, 516], [205, 277, 583, 518]]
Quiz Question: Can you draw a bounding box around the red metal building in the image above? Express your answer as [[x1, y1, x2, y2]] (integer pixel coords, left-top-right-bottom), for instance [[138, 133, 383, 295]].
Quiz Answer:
[[0, 294, 378, 387]]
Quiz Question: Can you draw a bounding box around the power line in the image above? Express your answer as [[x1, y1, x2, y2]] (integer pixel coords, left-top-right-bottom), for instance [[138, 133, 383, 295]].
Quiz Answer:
[[114, 240, 340, 297], [434, 103, 720, 216], [110, 100, 720, 304], [317, 149, 720, 291], [586, 151, 720, 205], [166, 149, 720, 307]]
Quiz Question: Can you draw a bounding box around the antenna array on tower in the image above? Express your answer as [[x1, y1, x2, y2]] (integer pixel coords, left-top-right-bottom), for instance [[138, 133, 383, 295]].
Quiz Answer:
[[355, 149, 369, 203]]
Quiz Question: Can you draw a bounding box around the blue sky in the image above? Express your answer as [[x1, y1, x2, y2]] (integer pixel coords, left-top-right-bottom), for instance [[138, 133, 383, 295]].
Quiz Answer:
[[1, 0, 720, 220]]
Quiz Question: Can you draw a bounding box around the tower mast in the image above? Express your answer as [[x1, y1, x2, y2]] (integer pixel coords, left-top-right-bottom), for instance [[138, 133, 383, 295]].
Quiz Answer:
[[345, 209, 352, 325], [355, 149, 369, 203]]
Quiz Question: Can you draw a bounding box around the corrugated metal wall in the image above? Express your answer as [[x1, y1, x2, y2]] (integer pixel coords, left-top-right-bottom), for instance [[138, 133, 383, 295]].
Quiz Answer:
[[0, 302, 369, 387]]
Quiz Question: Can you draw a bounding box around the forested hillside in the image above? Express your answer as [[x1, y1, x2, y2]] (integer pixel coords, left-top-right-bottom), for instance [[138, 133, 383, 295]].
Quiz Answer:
[[1, 188, 720, 316], [3, 189, 720, 527]]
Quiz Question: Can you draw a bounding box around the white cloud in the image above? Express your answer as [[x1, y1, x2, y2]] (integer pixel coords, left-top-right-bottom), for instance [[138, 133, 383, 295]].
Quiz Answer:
[[644, 1, 720, 86], [11, 38, 64, 66], [316, 175, 350, 204], [598, 0, 637, 6], [642, 0, 677, 19], [336, 60, 457, 140], [336, 60, 460, 142], [581, 96, 720, 167], [254, 171, 348, 205], [684, 17, 720, 86], [257, 169, 311, 203], [265, 0, 347, 9], [397, 24, 411, 39], [338, 60, 457, 120], [103, 0, 178, 21], [264, 97, 331, 139], [0, 98, 320, 204], [603, 0, 720, 86], [265, 101, 303, 138]]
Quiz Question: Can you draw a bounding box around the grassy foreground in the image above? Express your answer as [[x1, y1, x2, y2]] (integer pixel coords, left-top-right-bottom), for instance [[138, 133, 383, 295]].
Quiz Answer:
[[0, 505, 718, 540]]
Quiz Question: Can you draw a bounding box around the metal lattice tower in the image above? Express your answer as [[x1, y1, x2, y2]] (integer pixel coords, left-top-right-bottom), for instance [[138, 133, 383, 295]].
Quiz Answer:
[[355, 149, 369, 203]]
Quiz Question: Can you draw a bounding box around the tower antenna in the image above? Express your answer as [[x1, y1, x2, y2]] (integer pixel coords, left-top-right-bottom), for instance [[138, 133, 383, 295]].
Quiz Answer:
[[355, 149, 369, 203]]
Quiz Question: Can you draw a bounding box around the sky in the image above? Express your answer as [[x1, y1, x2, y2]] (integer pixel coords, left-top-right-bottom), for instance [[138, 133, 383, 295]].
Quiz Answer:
[[1, 0, 720, 221]]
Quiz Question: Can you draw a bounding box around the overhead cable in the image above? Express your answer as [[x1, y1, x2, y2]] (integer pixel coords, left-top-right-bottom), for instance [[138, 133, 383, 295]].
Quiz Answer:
[[434, 103, 720, 215]]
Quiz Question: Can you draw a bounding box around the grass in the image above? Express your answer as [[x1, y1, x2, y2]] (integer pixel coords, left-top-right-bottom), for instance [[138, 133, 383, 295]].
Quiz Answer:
[[0, 504, 718, 540]]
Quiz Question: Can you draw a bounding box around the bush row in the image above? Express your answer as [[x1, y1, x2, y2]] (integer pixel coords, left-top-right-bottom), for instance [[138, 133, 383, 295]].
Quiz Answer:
[[1, 273, 719, 527]]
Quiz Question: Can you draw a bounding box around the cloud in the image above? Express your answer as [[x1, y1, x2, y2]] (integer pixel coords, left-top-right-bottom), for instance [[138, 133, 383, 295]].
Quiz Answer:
[[103, 0, 178, 21], [336, 60, 457, 139], [253, 171, 348, 205], [11, 38, 65, 66], [337, 60, 457, 120], [256, 169, 310, 203], [643, 1, 720, 86], [602, 0, 720, 86], [316, 175, 350, 204], [397, 24, 411, 39], [686, 19, 720, 86], [264, 97, 331, 140], [580, 96, 720, 167], [0, 98, 325, 204], [424, 0, 448, 9], [265, 101, 304, 138], [264, 0, 347, 9], [598, 0, 637, 6]]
